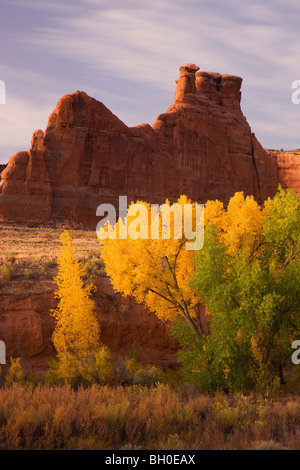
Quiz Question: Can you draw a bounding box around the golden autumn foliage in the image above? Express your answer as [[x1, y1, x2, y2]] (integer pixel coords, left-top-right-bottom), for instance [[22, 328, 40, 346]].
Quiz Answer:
[[100, 187, 299, 393], [204, 191, 263, 256], [52, 231, 100, 365], [100, 192, 265, 336], [100, 195, 203, 335]]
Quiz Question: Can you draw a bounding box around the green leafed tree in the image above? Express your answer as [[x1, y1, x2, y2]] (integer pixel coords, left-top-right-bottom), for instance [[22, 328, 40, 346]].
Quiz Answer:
[[187, 187, 300, 393]]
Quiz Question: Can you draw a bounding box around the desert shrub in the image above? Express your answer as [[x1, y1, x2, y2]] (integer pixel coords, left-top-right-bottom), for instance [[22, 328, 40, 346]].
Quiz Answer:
[[163, 433, 185, 450], [0, 255, 57, 282], [0, 262, 15, 281], [0, 384, 300, 449], [155, 367, 183, 389], [92, 347, 117, 384], [5, 358, 25, 387], [44, 346, 118, 388], [22, 256, 47, 279], [79, 255, 107, 281], [119, 304, 129, 314], [284, 365, 300, 394], [123, 347, 141, 376], [285, 400, 300, 420], [212, 400, 239, 430], [117, 348, 172, 388], [131, 366, 162, 387], [44, 345, 171, 389], [253, 364, 281, 398], [255, 440, 284, 450]]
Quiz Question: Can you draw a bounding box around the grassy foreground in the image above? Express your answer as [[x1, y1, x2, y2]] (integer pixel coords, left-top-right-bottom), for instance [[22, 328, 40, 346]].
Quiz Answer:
[[0, 383, 299, 450]]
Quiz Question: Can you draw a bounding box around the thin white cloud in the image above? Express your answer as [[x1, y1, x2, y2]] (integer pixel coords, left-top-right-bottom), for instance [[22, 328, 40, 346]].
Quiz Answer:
[[0, 93, 50, 158], [0, 66, 63, 160], [8, 0, 85, 14], [1, 0, 300, 161], [19, 1, 300, 85]]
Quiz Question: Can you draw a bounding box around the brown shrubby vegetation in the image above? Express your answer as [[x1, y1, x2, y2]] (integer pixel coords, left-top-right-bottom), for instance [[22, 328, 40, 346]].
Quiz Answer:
[[1, 355, 300, 450], [0, 381, 300, 450]]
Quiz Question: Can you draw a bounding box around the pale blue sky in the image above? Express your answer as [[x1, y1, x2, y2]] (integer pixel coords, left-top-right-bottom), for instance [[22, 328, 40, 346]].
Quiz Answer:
[[1, 0, 300, 163]]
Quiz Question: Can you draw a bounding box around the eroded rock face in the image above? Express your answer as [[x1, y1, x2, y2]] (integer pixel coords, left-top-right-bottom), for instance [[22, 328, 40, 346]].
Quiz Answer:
[[0, 64, 281, 227], [0, 278, 179, 370], [0, 130, 52, 224], [268, 149, 300, 196]]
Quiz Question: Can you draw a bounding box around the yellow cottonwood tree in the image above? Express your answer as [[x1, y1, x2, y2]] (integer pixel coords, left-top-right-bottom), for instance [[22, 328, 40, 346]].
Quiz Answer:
[[100, 195, 204, 336], [189, 187, 300, 391], [52, 231, 100, 365], [100, 193, 262, 336], [204, 191, 263, 256]]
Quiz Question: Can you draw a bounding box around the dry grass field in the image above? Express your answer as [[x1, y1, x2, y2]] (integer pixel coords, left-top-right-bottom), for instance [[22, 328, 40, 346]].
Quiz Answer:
[[0, 224, 104, 283]]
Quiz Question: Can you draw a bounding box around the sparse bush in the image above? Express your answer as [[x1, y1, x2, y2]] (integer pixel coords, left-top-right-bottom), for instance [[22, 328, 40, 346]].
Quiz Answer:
[[212, 400, 239, 430], [255, 440, 284, 450], [120, 304, 129, 314], [26, 223, 39, 228], [0, 384, 299, 450], [133, 366, 161, 387], [164, 433, 185, 450], [254, 364, 281, 398], [0, 262, 14, 281], [4, 358, 25, 387], [79, 255, 107, 281], [284, 365, 300, 393], [45, 346, 121, 388], [22, 256, 47, 279]]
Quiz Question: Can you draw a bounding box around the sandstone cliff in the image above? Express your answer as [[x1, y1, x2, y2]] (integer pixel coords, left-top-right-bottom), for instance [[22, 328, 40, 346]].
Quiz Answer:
[[0, 277, 179, 370], [268, 149, 300, 196], [0, 64, 280, 227]]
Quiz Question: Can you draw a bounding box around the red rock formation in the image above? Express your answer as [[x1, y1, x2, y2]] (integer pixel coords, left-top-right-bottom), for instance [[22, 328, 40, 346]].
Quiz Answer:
[[268, 149, 300, 195], [0, 130, 52, 224], [0, 64, 280, 227], [0, 277, 179, 370]]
